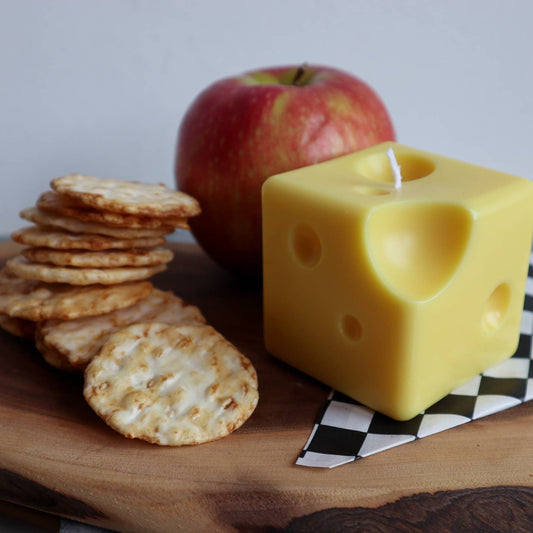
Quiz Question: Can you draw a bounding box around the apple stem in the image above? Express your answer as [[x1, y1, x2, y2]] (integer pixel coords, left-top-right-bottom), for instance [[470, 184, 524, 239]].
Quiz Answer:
[[292, 64, 309, 86]]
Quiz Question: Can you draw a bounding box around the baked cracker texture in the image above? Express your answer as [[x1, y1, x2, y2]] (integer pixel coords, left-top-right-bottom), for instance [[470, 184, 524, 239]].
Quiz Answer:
[[0, 315, 36, 340], [20, 206, 171, 239], [0, 269, 153, 321], [5, 255, 167, 285], [84, 323, 259, 446], [22, 246, 174, 268], [37, 191, 190, 230], [51, 174, 201, 218], [12, 226, 166, 251], [38, 289, 206, 372]]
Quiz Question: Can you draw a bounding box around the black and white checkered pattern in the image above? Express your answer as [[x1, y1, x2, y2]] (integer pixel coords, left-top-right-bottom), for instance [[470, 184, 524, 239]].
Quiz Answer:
[[297, 255, 533, 468]]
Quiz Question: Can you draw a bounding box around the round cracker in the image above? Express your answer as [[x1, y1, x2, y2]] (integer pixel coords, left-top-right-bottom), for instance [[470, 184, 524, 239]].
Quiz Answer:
[[51, 174, 201, 218], [5, 255, 167, 286], [38, 289, 206, 372], [35, 328, 78, 372], [37, 191, 190, 230], [0, 269, 153, 321], [84, 323, 258, 446], [20, 207, 171, 239], [12, 226, 166, 251], [22, 246, 174, 268], [0, 315, 36, 340]]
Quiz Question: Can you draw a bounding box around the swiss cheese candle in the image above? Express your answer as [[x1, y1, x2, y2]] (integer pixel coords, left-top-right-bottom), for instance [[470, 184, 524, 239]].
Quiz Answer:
[[262, 142, 533, 420]]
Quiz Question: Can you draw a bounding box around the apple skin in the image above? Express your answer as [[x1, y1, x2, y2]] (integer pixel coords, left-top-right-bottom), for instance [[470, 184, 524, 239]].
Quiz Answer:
[[175, 64, 395, 277]]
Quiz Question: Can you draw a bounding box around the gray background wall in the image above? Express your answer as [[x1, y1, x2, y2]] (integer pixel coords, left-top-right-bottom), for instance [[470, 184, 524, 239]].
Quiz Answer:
[[2, 0, 532, 236]]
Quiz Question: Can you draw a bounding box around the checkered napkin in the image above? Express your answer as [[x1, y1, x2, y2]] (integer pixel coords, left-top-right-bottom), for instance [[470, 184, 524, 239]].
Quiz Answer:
[[297, 257, 533, 468]]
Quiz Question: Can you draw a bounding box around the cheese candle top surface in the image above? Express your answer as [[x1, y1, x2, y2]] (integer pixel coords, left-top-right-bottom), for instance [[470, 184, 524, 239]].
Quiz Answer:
[[262, 142, 533, 420]]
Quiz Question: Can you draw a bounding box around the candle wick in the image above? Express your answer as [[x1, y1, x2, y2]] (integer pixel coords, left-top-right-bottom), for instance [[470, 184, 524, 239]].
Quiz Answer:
[[387, 147, 402, 190]]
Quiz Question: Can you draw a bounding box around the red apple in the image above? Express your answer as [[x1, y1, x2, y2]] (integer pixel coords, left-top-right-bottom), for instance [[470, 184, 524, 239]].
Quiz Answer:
[[175, 64, 395, 277]]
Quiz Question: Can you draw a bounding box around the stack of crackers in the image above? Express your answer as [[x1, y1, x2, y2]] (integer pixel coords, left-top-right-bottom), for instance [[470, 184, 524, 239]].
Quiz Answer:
[[0, 174, 259, 446]]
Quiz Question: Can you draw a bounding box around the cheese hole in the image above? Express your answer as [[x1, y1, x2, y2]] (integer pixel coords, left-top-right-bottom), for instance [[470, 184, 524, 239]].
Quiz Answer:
[[340, 314, 362, 341], [483, 283, 511, 332], [367, 203, 473, 301], [290, 223, 322, 268], [354, 151, 435, 183]]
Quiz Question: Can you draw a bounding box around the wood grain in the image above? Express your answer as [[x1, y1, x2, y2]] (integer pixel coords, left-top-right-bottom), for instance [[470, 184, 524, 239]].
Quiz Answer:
[[1, 241, 533, 532], [271, 486, 533, 533]]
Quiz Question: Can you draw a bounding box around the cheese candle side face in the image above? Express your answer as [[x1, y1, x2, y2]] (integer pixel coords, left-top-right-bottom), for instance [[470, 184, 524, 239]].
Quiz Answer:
[[262, 142, 533, 421]]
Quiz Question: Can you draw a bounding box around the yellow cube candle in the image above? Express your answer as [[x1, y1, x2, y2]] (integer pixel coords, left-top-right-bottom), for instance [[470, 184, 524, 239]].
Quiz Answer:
[[262, 142, 533, 421]]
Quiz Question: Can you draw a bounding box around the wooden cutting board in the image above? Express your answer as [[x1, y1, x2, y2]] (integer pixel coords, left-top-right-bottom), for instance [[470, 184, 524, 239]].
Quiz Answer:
[[2, 240, 533, 532]]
